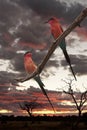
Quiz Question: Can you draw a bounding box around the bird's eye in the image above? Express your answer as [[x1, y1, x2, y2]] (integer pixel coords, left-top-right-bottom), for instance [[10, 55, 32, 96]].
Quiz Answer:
[[51, 18, 54, 21], [49, 18, 54, 22]]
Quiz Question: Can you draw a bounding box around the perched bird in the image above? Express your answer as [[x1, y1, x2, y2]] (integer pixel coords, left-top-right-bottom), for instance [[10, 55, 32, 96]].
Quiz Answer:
[[24, 52, 55, 112], [46, 17, 77, 80]]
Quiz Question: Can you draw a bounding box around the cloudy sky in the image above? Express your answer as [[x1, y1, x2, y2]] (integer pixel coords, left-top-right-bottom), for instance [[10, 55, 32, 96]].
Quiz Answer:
[[0, 0, 87, 116]]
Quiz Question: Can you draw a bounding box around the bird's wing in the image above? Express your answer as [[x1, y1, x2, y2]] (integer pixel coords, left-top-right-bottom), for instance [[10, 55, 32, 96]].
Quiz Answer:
[[59, 24, 63, 32]]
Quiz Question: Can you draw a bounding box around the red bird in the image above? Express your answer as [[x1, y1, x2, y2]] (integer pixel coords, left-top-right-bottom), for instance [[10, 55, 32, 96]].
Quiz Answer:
[[24, 52, 55, 112], [46, 17, 77, 80]]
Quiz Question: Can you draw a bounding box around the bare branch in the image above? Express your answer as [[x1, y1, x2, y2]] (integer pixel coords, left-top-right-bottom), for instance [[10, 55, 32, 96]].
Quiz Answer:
[[19, 103, 26, 110], [16, 8, 87, 82], [63, 79, 87, 117], [80, 91, 87, 107], [19, 99, 41, 117]]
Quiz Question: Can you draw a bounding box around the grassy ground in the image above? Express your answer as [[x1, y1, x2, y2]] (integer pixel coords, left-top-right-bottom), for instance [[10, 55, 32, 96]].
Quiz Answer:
[[0, 121, 87, 130]]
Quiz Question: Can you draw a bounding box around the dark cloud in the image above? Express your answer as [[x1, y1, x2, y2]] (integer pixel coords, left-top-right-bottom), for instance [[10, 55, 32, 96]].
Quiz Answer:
[[0, 0, 21, 33], [0, 47, 16, 60], [10, 52, 24, 72], [16, 0, 84, 23], [73, 55, 87, 75], [0, 0, 60, 74], [0, 71, 20, 87], [61, 54, 87, 75], [64, 3, 84, 23], [16, 21, 48, 45], [18, 0, 67, 17]]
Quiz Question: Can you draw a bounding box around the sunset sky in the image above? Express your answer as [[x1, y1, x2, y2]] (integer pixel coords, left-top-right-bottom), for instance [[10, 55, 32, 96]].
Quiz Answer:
[[0, 0, 87, 116]]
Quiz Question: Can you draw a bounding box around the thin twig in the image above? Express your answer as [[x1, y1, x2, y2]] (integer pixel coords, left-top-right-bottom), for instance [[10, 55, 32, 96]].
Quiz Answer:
[[16, 8, 87, 82]]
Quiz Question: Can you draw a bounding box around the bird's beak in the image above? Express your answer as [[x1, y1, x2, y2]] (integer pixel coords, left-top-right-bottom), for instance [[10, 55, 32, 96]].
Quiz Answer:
[[44, 20, 48, 24]]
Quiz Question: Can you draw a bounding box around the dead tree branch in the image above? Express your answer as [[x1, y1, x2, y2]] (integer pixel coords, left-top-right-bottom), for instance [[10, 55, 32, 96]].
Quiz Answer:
[[19, 100, 41, 117], [16, 8, 87, 82], [63, 79, 87, 117]]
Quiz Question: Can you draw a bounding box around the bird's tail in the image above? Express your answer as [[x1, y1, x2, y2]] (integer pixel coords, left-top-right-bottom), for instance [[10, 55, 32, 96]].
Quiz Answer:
[[63, 50, 77, 81], [34, 75, 55, 112], [34, 75, 45, 88]]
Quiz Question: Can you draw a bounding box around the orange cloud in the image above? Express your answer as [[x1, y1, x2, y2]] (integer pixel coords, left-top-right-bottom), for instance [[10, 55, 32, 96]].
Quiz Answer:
[[1, 85, 87, 116]]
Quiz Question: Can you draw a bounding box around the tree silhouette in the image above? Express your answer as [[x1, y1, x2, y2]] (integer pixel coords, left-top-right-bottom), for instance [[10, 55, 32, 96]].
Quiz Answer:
[[19, 98, 41, 117], [63, 79, 87, 117]]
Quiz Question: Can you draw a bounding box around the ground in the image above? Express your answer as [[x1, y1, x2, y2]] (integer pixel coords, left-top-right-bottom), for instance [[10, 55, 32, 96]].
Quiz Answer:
[[0, 120, 87, 130]]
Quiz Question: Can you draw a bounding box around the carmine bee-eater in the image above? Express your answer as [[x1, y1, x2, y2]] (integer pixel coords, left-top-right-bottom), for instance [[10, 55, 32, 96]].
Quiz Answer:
[[24, 52, 55, 112], [46, 17, 77, 80]]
